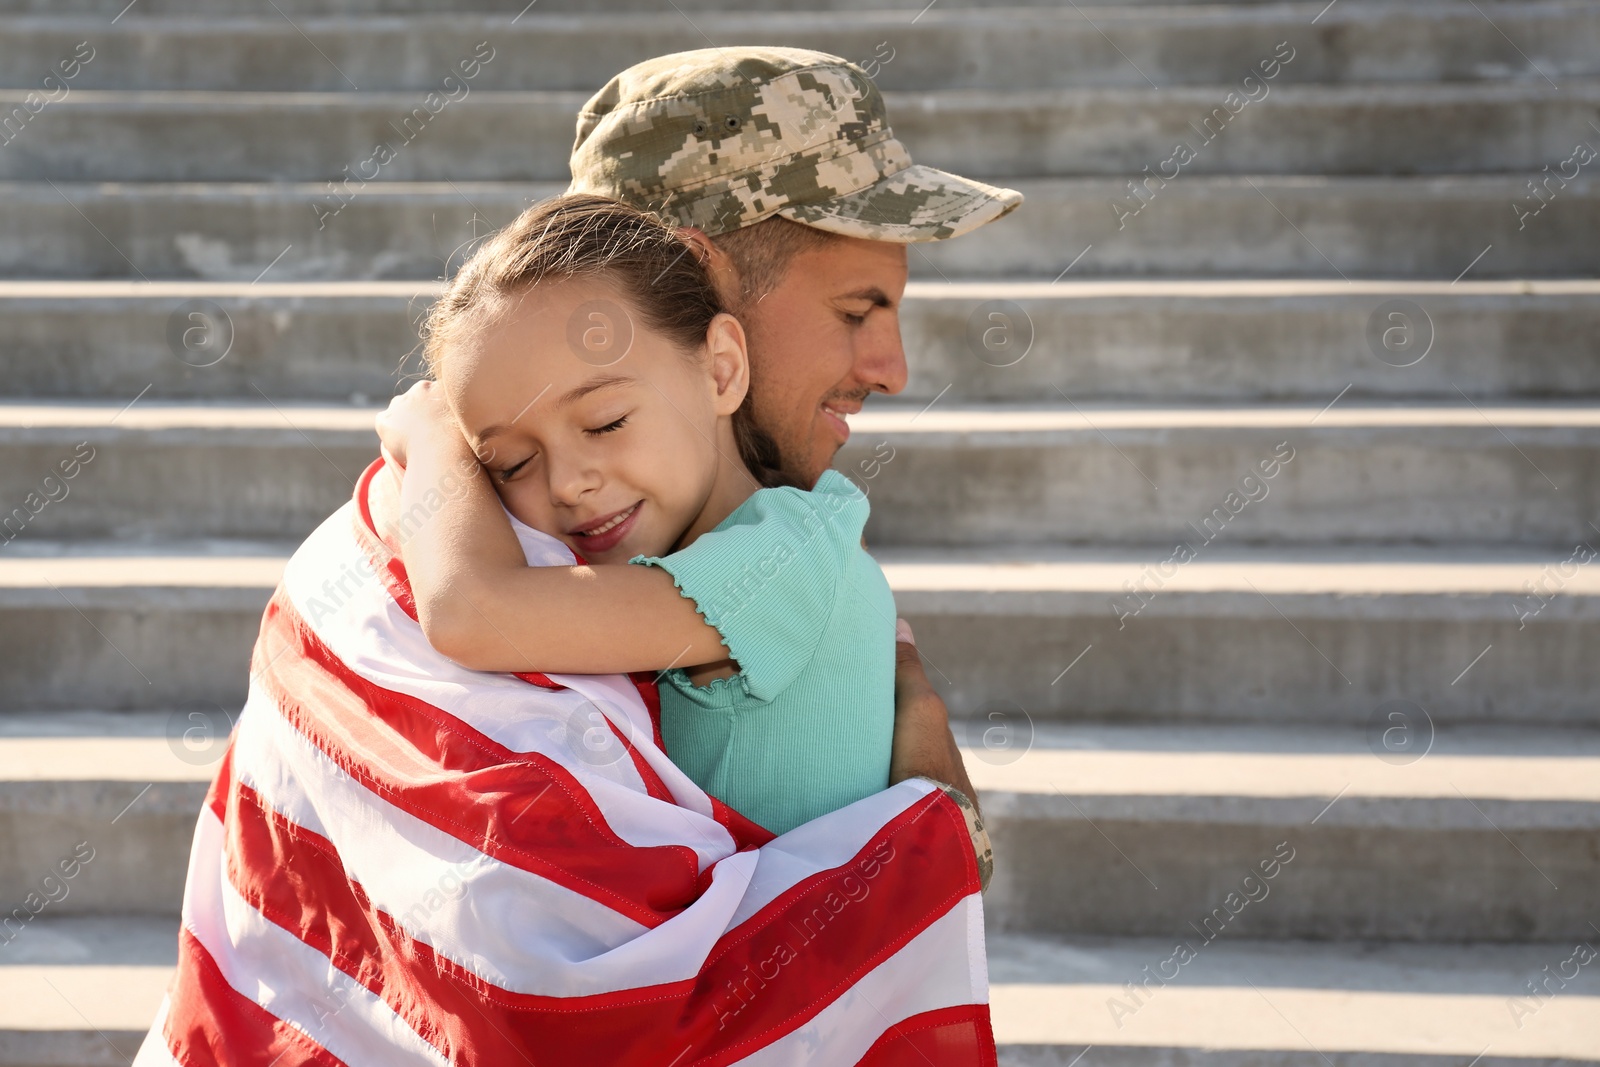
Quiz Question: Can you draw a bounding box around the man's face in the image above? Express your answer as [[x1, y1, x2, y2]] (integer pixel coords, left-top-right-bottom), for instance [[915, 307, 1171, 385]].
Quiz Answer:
[[733, 235, 910, 487]]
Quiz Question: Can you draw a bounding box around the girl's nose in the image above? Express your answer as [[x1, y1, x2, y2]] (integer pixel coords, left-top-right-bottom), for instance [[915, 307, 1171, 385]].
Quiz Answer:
[[546, 455, 600, 507]]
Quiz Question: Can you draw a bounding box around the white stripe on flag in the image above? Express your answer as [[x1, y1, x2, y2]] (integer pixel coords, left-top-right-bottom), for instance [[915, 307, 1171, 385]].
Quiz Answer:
[[129, 995, 180, 1066], [729, 897, 987, 1067]]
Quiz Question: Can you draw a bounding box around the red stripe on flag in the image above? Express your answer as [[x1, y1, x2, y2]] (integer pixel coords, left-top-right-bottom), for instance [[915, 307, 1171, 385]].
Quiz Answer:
[[597, 697, 677, 807], [162, 927, 351, 1067], [707, 796, 774, 853], [352, 456, 415, 619], [627, 669, 666, 749], [204, 738, 234, 824], [252, 588, 703, 926], [219, 768, 976, 1067], [854, 1005, 998, 1067]]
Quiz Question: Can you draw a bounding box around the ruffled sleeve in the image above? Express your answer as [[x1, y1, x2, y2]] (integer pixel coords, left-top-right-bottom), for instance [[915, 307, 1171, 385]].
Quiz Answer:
[[629, 470, 869, 703]]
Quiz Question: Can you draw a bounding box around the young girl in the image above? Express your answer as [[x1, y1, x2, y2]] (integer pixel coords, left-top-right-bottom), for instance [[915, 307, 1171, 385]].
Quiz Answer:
[[377, 194, 896, 835]]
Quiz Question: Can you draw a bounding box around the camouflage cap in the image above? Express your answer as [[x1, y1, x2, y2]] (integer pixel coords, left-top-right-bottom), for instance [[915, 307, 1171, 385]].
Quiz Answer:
[[566, 46, 1022, 242]]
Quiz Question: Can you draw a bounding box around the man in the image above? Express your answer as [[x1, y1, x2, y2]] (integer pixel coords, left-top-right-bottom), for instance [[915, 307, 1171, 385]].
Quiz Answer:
[[565, 45, 1022, 809], [136, 46, 1022, 1066]]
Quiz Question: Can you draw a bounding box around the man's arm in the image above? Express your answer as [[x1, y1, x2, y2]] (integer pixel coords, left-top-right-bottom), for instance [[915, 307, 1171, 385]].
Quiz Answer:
[[889, 622, 977, 806], [890, 621, 992, 890]]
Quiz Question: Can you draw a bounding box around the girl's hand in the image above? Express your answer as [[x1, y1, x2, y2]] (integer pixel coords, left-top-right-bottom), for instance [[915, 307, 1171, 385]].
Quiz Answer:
[[377, 380, 461, 469]]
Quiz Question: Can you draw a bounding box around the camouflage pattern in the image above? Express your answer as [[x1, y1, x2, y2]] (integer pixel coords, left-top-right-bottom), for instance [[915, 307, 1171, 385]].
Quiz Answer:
[[925, 778, 994, 893], [567, 46, 1022, 242]]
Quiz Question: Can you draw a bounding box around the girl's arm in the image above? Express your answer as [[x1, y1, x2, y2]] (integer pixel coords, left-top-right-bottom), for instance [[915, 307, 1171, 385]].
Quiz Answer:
[[380, 383, 730, 675]]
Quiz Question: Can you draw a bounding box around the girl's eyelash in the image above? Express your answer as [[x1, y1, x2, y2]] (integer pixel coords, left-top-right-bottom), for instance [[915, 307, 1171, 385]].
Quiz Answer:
[[496, 416, 627, 481]]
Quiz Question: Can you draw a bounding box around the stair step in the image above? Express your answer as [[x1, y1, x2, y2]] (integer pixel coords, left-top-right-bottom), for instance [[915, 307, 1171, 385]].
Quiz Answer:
[[0, 179, 564, 281], [896, 544, 1600, 724], [0, 400, 1595, 544], [2, 715, 1596, 936], [0, 400, 376, 541], [2, 923, 1598, 1067], [847, 403, 1600, 546], [989, 932, 1600, 1064], [0, 713, 207, 920], [0, 542, 1596, 722], [844, 403, 1593, 547], [3, 83, 1598, 182], [0, 279, 435, 403], [6, 278, 1600, 402], [9, 176, 1597, 281], [0, 0, 1549, 12], [925, 175, 1600, 281], [963, 720, 1600, 938], [892, 545, 1600, 725], [0, 915, 175, 1067], [1, 3, 1592, 92], [0, 543, 284, 711]]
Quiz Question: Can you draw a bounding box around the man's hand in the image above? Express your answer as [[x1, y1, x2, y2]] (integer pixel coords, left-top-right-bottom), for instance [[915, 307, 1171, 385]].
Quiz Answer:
[[376, 379, 463, 470], [890, 619, 979, 814]]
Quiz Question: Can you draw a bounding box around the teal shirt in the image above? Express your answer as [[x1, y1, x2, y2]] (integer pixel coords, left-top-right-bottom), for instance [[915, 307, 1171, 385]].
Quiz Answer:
[[629, 470, 895, 835]]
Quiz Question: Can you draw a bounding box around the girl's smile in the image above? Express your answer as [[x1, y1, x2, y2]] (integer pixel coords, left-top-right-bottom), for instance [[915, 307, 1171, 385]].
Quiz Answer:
[[566, 499, 644, 555]]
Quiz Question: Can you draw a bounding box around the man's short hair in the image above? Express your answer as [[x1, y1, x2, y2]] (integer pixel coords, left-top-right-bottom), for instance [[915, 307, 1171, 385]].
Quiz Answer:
[[712, 216, 841, 306]]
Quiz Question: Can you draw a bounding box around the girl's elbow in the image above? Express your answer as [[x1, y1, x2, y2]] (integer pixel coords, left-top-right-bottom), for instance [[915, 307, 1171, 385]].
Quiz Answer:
[[417, 599, 489, 669]]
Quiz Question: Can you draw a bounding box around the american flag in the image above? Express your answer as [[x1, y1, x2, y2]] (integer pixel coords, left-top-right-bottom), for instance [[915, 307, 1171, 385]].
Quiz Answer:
[[134, 457, 994, 1066]]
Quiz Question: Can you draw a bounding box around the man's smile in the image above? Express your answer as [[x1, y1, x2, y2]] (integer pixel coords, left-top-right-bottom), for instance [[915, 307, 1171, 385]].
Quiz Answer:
[[820, 397, 864, 442]]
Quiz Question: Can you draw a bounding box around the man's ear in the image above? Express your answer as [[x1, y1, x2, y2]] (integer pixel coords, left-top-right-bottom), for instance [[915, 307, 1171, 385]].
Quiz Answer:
[[704, 311, 750, 417], [678, 227, 742, 309]]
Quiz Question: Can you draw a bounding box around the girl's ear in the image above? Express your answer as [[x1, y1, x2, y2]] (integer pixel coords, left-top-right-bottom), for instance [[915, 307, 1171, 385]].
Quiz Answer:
[[705, 311, 750, 417]]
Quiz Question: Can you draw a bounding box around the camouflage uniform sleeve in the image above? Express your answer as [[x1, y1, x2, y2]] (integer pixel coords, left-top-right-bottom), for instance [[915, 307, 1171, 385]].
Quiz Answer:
[[916, 777, 993, 894]]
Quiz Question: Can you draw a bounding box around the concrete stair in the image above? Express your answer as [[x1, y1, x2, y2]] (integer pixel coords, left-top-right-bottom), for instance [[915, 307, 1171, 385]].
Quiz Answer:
[[6, 83, 1599, 182], [989, 933, 1600, 1065], [2, 4, 1597, 91], [8, 713, 1599, 941], [0, 545, 284, 712], [5, 279, 1600, 398], [10, 178, 1600, 281], [8, 918, 1596, 1067], [0, 0, 1580, 9], [967, 722, 1600, 940], [0, 398, 1592, 544], [0, 917, 175, 1067], [2, 0, 1597, 1064], [3, 543, 1598, 724]]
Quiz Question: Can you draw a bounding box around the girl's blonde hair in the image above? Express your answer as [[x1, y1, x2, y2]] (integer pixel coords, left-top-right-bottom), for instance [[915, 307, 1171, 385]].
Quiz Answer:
[[423, 193, 796, 489]]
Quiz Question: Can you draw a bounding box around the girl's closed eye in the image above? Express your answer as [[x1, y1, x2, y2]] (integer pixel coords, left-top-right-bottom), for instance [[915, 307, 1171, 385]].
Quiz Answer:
[[496, 455, 533, 483], [587, 414, 630, 436]]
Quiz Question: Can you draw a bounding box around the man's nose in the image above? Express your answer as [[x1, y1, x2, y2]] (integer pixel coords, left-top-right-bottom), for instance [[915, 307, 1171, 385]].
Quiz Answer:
[[860, 315, 909, 396]]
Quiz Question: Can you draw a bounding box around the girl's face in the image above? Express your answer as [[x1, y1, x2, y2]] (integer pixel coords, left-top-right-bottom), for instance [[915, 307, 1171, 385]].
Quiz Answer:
[[440, 277, 741, 564]]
